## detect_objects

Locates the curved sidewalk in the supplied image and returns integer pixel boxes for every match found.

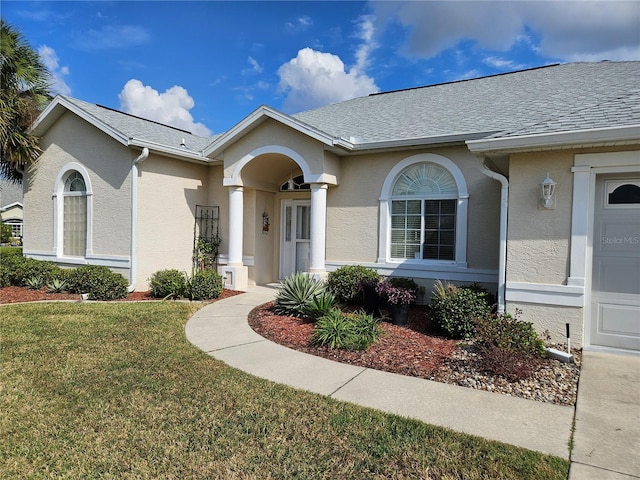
[185,286,576,459]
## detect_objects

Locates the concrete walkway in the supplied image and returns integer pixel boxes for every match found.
[185,287,639,471]
[569,351,640,479]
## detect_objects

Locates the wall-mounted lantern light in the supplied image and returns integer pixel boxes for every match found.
[540,173,556,209]
[262,211,270,234]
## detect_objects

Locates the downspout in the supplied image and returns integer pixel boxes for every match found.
[479,159,508,313]
[128,147,149,292]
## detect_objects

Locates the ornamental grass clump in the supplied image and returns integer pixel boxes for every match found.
[312,308,382,350]
[274,272,326,317]
[302,289,338,321]
[429,280,492,339]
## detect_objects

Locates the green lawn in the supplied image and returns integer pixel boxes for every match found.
[1,302,568,479]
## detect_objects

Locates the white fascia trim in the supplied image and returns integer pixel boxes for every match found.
[203,106,336,158]
[0,202,23,211]
[24,251,130,268]
[467,125,640,154]
[339,131,498,152]
[128,138,207,162]
[506,281,584,307]
[32,96,130,145]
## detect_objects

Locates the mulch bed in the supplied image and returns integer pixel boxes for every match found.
[0,286,243,304]
[249,302,459,378]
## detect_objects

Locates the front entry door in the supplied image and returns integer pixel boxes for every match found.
[590,174,640,351]
[280,200,310,279]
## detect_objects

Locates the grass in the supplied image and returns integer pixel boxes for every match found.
[1,302,569,479]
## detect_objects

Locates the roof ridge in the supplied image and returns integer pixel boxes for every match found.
[369,63,564,97]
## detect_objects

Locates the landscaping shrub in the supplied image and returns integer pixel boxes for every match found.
[189,270,223,300]
[274,272,326,317]
[429,281,491,339]
[326,265,380,304]
[473,310,546,381]
[3,256,62,287]
[387,277,420,300]
[302,289,338,321]
[475,310,546,358]
[68,265,128,300]
[312,308,382,350]
[148,269,188,299]
[475,344,542,381]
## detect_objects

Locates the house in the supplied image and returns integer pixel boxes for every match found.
[24,61,640,353]
[1,180,24,243]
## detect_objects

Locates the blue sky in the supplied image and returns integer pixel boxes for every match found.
[3,1,640,136]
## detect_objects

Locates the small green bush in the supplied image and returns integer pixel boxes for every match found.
[475,310,546,358]
[312,308,382,350]
[326,265,380,304]
[0,264,9,287]
[68,265,128,300]
[302,290,338,321]
[0,246,22,258]
[274,272,326,317]
[388,277,420,299]
[148,269,188,299]
[189,270,223,300]
[429,281,491,339]
[5,257,62,287]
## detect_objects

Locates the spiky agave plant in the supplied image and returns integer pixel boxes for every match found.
[274,272,326,317]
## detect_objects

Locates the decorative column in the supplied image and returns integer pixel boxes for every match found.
[227,186,244,266]
[568,165,591,290]
[222,186,248,290]
[309,183,328,277]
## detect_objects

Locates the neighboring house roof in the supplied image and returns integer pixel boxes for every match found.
[0,180,23,207]
[32,61,640,160]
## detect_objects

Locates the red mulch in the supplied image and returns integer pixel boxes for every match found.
[249,302,459,378]
[0,286,244,304]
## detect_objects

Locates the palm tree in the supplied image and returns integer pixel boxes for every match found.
[0,19,50,183]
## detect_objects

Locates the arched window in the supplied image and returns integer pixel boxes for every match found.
[379,153,468,265]
[391,163,458,260]
[62,171,87,256]
[54,163,92,259]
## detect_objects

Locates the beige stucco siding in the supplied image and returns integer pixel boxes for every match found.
[507,152,574,284]
[23,111,132,257]
[136,155,208,289]
[325,146,501,270]
[223,120,338,186]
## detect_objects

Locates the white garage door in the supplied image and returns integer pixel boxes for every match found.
[590,175,640,351]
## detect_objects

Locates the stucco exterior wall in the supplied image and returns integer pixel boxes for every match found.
[136,154,208,289]
[325,146,501,271]
[507,152,574,284]
[23,111,132,259]
[223,120,336,186]
[507,302,584,345]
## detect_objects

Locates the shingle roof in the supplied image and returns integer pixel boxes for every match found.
[60,96,218,153]
[293,62,640,144]
[50,62,639,155]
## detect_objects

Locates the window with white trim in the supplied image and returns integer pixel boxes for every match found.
[390,163,458,261]
[62,171,87,256]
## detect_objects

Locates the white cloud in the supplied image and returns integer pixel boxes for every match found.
[38,45,71,96]
[286,16,313,32]
[278,47,379,113]
[354,14,377,72]
[74,25,150,51]
[118,79,212,136]
[243,56,263,75]
[483,56,526,70]
[371,1,640,61]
